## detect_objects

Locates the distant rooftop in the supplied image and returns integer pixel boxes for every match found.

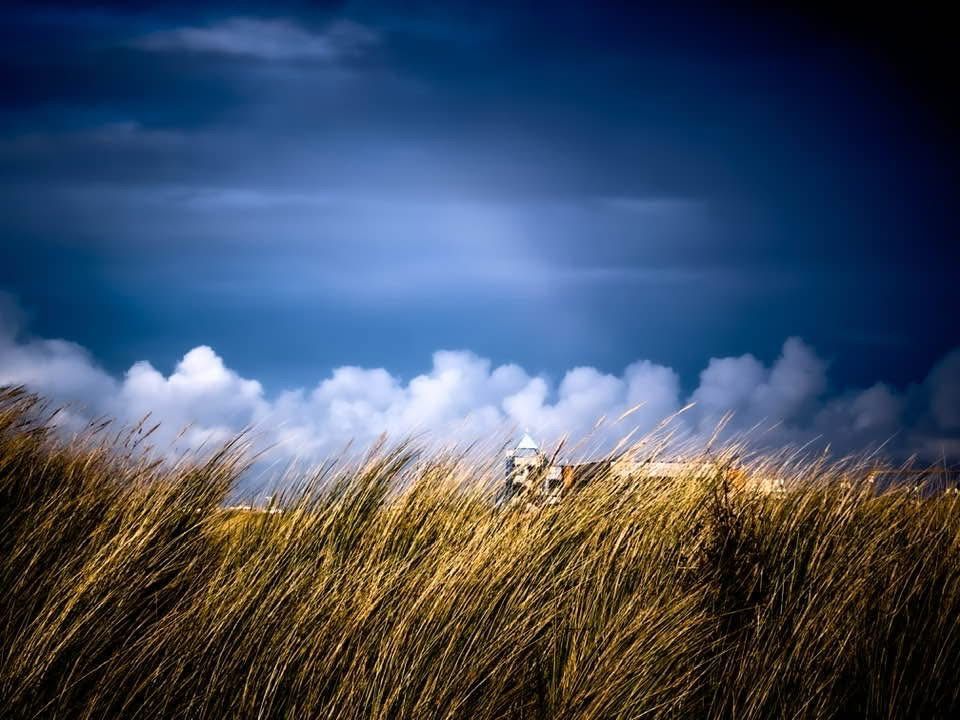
[516,432,539,451]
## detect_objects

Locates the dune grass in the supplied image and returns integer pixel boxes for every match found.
[2,386,960,719]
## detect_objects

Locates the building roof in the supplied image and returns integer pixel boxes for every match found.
[517,432,539,451]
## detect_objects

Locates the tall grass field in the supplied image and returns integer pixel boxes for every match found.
[2,386,960,719]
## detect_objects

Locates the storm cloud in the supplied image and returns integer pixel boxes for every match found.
[1,2,957,396]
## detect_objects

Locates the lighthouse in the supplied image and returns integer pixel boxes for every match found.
[503,432,562,505]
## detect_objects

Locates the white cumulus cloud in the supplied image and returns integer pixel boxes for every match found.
[1,296,958,465]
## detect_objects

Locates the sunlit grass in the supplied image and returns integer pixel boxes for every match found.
[2,386,959,719]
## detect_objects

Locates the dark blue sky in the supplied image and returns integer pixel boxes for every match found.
[1,0,957,398]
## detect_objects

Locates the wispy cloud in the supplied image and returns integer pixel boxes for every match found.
[134,17,378,62]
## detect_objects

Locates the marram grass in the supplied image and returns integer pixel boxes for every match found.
[2,386,960,719]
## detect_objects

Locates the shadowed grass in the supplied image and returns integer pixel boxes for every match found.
[2,386,959,719]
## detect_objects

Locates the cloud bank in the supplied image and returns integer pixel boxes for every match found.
[0,296,957,465]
